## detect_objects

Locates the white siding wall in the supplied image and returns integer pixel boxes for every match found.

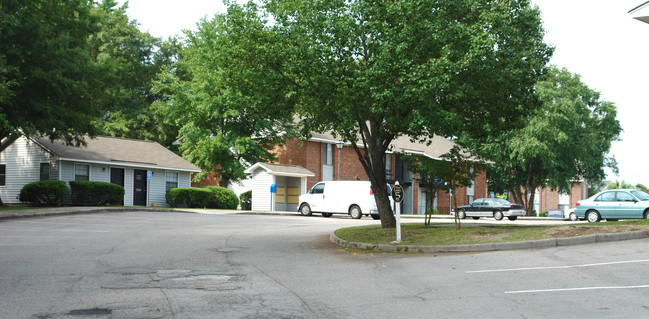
[179,172,191,188]
[251,169,273,211]
[0,137,197,207]
[146,169,163,207]
[0,137,54,203]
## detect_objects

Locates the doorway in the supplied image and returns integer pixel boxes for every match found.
[133,169,147,206]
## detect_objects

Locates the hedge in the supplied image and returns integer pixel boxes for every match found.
[239,190,252,210]
[69,181,125,206]
[166,188,212,208]
[200,186,239,209]
[19,180,70,206]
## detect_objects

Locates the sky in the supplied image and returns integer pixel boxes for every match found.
[119,0,649,186]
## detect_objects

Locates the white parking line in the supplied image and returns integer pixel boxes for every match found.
[466,259,649,273]
[506,285,649,294]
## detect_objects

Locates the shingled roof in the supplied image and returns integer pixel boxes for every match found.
[308,132,479,162]
[32,136,200,172]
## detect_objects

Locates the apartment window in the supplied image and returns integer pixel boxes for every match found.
[322,144,333,165]
[40,163,50,181]
[166,172,178,192]
[385,154,392,180]
[0,164,5,186]
[74,164,89,181]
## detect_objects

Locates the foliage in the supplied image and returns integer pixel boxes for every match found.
[217,0,551,228]
[240,190,252,210]
[90,1,183,149]
[0,0,104,152]
[153,4,297,187]
[636,184,649,193]
[200,186,239,209]
[19,181,70,206]
[69,181,125,206]
[166,188,212,208]
[607,180,634,190]
[478,66,621,215]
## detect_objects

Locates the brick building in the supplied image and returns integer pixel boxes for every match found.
[265,132,488,214]
[532,182,588,215]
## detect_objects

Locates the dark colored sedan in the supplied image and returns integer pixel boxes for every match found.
[456,198,525,221]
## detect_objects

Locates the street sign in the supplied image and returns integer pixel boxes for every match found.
[146,171,152,181]
[392,184,404,203]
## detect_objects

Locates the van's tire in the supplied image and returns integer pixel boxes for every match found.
[349,205,363,219]
[371,214,381,220]
[322,213,333,218]
[300,204,312,216]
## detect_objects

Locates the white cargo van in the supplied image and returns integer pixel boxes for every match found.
[298,181,392,219]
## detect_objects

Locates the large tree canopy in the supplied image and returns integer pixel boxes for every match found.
[154,4,297,186]
[480,66,621,214]
[90,0,183,149]
[220,0,551,227]
[0,0,103,151]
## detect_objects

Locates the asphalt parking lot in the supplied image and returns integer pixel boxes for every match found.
[1,209,649,318]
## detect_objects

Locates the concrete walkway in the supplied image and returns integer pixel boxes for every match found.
[2,206,646,252]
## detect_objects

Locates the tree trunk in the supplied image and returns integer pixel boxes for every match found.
[453,188,461,231]
[348,123,395,228]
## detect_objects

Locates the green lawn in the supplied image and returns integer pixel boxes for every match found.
[335,220,649,246]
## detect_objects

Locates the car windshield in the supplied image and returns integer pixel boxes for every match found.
[631,190,649,201]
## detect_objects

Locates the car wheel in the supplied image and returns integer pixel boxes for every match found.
[457,209,466,219]
[472,217,480,220]
[493,210,504,221]
[507,216,517,221]
[300,204,312,216]
[322,213,333,218]
[349,205,363,219]
[371,214,381,220]
[586,210,601,223]
[644,209,649,219]
[569,212,578,221]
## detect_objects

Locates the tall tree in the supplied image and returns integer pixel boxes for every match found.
[0,0,103,152]
[90,1,182,149]
[153,4,297,186]
[227,0,551,227]
[481,66,621,215]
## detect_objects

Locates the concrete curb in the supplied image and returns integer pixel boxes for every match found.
[0,207,194,220]
[330,229,649,253]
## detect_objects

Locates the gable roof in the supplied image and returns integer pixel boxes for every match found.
[244,162,315,177]
[31,136,200,172]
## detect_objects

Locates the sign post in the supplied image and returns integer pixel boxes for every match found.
[391,182,404,243]
[270,184,277,211]
[146,171,152,207]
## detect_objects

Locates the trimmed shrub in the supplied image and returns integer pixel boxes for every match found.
[200,186,239,209]
[166,188,212,208]
[240,190,252,210]
[69,181,125,206]
[19,180,70,206]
